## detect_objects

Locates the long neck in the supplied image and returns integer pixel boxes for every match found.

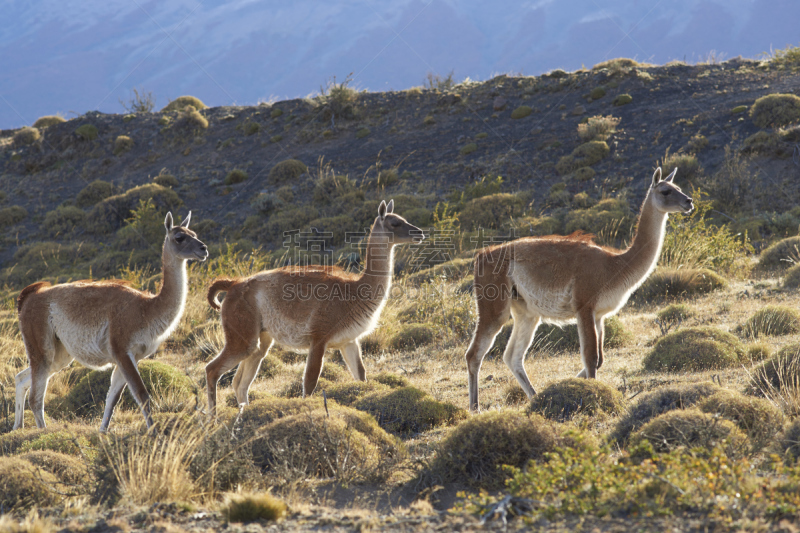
[617,191,668,284]
[152,242,188,319]
[361,229,395,296]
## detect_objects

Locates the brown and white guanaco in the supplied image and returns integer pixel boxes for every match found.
[205,200,423,417]
[14,212,208,431]
[464,168,693,411]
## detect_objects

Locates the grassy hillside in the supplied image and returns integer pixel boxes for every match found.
[0,53,799,531]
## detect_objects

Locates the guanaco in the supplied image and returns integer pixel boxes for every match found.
[14,212,208,431]
[464,168,693,411]
[205,200,423,416]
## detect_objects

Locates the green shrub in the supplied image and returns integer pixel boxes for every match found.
[0,206,28,227]
[13,126,40,146]
[113,135,133,155]
[610,381,722,444]
[161,96,207,112]
[325,381,389,406]
[405,257,473,286]
[425,411,582,489]
[503,383,528,406]
[746,342,772,363]
[564,197,632,235]
[661,152,700,180]
[268,159,307,184]
[43,205,85,236]
[459,193,524,230]
[777,420,800,463]
[577,115,619,141]
[750,93,800,128]
[757,236,800,271]
[634,268,726,303]
[20,450,90,487]
[538,315,630,351]
[589,87,606,100]
[60,360,196,418]
[510,106,533,119]
[224,169,248,185]
[656,303,694,323]
[628,408,747,456]
[742,131,783,155]
[731,105,748,114]
[88,183,181,232]
[223,493,287,523]
[643,327,744,372]
[593,58,642,70]
[270,134,283,143]
[270,107,283,118]
[556,141,610,175]
[75,124,98,141]
[356,127,370,139]
[613,94,633,106]
[353,386,466,435]
[0,457,58,510]
[389,324,435,351]
[372,372,409,389]
[698,389,783,451]
[33,115,66,128]
[176,105,208,129]
[747,343,800,395]
[528,378,624,420]
[244,122,260,136]
[571,167,596,181]
[153,173,179,188]
[460,142,478,155]
[785,264,800,288]
[737,305,800,338]
[76,180,116,208]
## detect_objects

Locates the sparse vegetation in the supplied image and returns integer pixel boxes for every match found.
[388,323,435,350]
[750,93,800,128]
[113,135,134,155]
[75,124,98,141]
[120,88,156,113]
[14,127,40,146]
[738,305,800,338]
[224,169,248,185]
[556,141,610,175]
[0,205,28,227]
[268,159,307,184]
[577,115,620,141]
[33,115,66,128]
[161,96,207,113]
[76,180,116,208]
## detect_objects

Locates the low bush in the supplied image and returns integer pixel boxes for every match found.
[510,106,533,119]
[556,141,610,175]
[698,389,784,451]
[353,386,466,435]
[76,180,117,208]
[425,411,585,489]
[88,183,181,232]
[59,360,196,418]
[75,124,98,141]
[388,323,435,351]
[634,268,726,303]
[113,135,133,155]
[538,315,630,351]
[0,205,28,227]
[757,236,800,271]
[176,105,208,130]
[356,127,370,139]
[564,198,632,235]
[503,383,528,406]
[372,371,410,388]
[21,450,91,488]
[268,159,307,184]
[224,169,248,185]
[643,327,745,373]
[747,343,800,395]
[325,381,389,406]
[528,378,624,420]
[33,115,66,128]
[656,303,694,323]
[223,492,287,523]
[0,457,59,510]
[161,96,207,112]
[737,305,800,338]
[629,408,747,457]
[458,193,524,230]
[577,115,619,141]
[153,173,179,188]
[741,131,783,155]
[776,420,800,463]
[405,257,473,286]
[13,126,40,146]
[750,93,800,128]
[593,58,642,70]
[610,381,721,444]
[785,264,800,288]
[43,205,85,236]
[0,424,97,455]
[459,143,478,155]
[661,151,700,180]
[613,94,633,106]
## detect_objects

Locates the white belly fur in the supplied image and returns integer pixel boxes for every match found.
[512,270,576,324]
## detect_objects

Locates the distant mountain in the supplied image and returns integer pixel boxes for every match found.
[1,0,798,128]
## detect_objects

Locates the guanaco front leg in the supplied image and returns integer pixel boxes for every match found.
[303,342,327,397]
[575,309,599,379]
[341,341,366,381]
[503,304,539,399]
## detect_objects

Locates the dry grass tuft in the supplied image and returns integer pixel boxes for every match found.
[737,305,800,338]
[223,492,287,523]
[642,327,745,373]
[354,386,466,436]
[629,408,747,457]
[698,389,784,452]
[757,236,800,271]
[0,456,59,510]
[528,378,625,420]
[161,96,207,113]
[635,268,726,303]
[577,115,620,142]
[750,93,800,128]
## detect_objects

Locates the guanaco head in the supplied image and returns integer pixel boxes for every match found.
[650,167,693,214]
[372,199,424,244]
[164,211,209,261]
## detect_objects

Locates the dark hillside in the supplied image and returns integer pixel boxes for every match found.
[1,57,799,286]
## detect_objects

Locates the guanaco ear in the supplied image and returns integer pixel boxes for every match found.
[665,168,678,183]
[387,199,394,214]
[378,200,387,219]
[651,167,663,188]
[164,212,174,231]
[180,211,192,228]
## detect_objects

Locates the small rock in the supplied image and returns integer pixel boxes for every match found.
[493,97,507,111]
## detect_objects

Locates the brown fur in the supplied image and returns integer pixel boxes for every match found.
[207,278,236,310]
[464,168,694,412]
[204,200,423,417]
[14,212,208,432]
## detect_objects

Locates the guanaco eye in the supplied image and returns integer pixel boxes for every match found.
[661,190,671,196]
[175,235,186,243]
[391,220,401,227]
